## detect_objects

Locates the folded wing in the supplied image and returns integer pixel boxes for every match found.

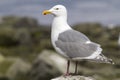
[55,30,102,59]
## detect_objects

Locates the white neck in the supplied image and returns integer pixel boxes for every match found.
[51,16,71,43]
[52,16,71,35]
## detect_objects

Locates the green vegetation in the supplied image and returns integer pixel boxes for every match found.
[0,60,13,74]
[0,16,52,58]
[0,16,120,80]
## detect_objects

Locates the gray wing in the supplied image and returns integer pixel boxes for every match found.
[55,30,101,58]
[57,30,90,42]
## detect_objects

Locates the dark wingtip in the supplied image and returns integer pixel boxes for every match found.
[108,59,115,64]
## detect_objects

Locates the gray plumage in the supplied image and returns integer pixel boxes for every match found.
[55,30,101,58]
[88,54,114,64]
[55,29,114,64]
[43,5,114,74]
[57,29,90,42]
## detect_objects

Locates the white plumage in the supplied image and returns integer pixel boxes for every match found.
[42,5,114,75]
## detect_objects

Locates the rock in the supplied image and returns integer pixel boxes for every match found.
[34,50,75,73]
[6,58,31,79]
[29,50,95,80]
[29,50,62,80]
[0,77,9,80]
[0,56,31,80]
[0,60,13,77]
[51,75,95,80]
[0,54,5,63]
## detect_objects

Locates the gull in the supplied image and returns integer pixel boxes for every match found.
[42,5,114,75]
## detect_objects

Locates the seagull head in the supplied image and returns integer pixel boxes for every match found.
[42,5,67,17]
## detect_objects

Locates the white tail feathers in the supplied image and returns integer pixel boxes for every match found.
[90,54,114,64]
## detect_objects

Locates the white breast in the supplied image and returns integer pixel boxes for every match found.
[51,16,71,57]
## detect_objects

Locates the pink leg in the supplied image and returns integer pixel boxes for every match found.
[65,60,70,76]
[74,61,78,74]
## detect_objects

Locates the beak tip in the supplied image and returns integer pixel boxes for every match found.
[43,13,46,15]
[42,12,46,15]
[42,10,51,15]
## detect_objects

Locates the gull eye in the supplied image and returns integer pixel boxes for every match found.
[55,8,59,10]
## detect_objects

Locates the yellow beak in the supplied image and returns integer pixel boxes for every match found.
[42,10,52,15]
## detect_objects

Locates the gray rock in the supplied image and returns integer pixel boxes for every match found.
[0,54,5,62]
[52,75,95,80]
[36,50,76,73]
[0,56,31,80]
[29,50,95,80]
[29,50,62,80]
[6,58,31,79]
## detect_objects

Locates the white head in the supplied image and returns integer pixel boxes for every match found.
[42,5,67,17]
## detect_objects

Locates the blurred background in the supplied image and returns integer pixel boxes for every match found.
[0,0,120,80]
